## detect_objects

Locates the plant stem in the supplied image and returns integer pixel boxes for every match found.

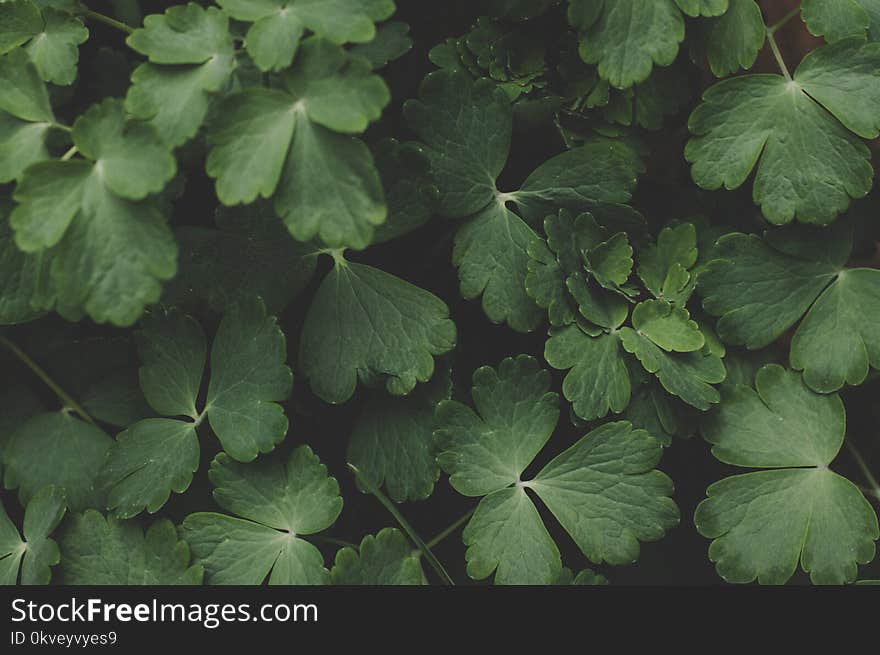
[51,122,72,133]
[766,30,792,81]
[767,6,802,35]
[847,441,880,499]
[347,464,454,585]
[60,146,78,161]
[80,8,134,35]
[0,335,94,424]
[426,507,476,550]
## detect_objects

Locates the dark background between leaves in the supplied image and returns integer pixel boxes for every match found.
[2,0,879,585]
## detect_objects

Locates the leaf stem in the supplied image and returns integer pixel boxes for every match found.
[767,6,801,35]
[50,122,72,134]
[766,30,793,82]
[425,507,476,550]
[847,441,880,500]
[60,146,78,161]
[80,8,135,35]
[0,335,95,424]
[347,463,454,585]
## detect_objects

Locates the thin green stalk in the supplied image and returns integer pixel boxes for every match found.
[0,335,94,424]
[847,441,880,500]
[80,8,134,35]
[347,464,454,585]
[766,30,792,81]
[60,146,78,161]
[767,6,802,35]
[426,507,475,550]
[50,122,72,134]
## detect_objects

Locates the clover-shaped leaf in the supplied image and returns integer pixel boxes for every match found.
[206,37,389,249]
[699,224,880,393]
[687,39,880,225]
[100,299,292,518]
[0,485,65,584]
[696,364,879,584]
[435,355,678,584]
[182,446,342,585]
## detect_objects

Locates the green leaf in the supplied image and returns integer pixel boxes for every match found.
[696,365,879,584]
[72,99,176,200]
[790,269,880,392]
[217,0,395,71]
[0,485,65,584]
[544,325,630,421]
[566,272,629,330]
[136,307,205,420]
[513,139,644,224]
[0,0,41,54]
[462,486,562,584]
[686,40,880,224]
[801,0,871,43]
[453,203,543,333]
[583,232,633,292]
[9,97,178,326]
[0,47,52,121]
[638,222,697,303]
[631,299,705,353]
[525,210,610,327]
[350,20,412,69]
[531,421,679,565]
[101,301,291,517]
[300,261,455,404]
[0,207,52,324]
[436,355,559,497]
[58,511,203,584]
[435,356,677,582]
[620,328,726,410]
[404,71,512,218]
[568,0,686,89]
[12,161,177,326]
[347,366,450,502]
[370,139,438,245]
[166,203,318,314]
[125,4,235,146]
[698,232,840,349]
[623,383,689,446]
[207,38,388,249]
[698,228,879,392]
[80,369,154,428]
[331,528,426,584]
[127,3,233,64]
[0,49,54,182]
[3,412,112,512]
[100,418,199,520]
[24,7,88,85]
[181,446,342,585]
[526,239,576,327]
[205,297,292,462]
[695,0,765,77]
[675,0,728,17]
[0,385,43,466]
